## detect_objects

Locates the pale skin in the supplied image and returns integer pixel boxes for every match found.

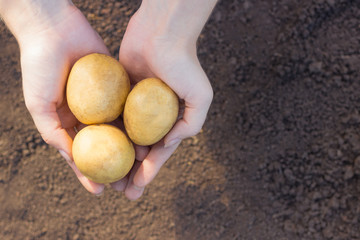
[0,0,217,200]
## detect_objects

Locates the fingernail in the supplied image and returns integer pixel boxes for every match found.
[95,191,103,197]
[164,138,180,148]
[128,184,144,201]
[131,184,143,191]
[59,150,72,163]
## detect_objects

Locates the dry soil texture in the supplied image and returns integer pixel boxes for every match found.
[1,0,360,239]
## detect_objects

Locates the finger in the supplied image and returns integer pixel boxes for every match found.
[129,140,181,190]
[30,105,104,195]
[30,104,73,155]
[111,144,149,192]
[66,126,77,140]
[57,101,80,139]
[164,101,211,147]
[74,122,87,132]
[110,176,128,192]
[57,98,78,129]
[63,154,105,195]
[134,144,150,161]
[108,117,150,160]
[161,60,213,147]
[125,161,145,200]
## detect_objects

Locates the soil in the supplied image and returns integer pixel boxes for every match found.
[1,0,360,239]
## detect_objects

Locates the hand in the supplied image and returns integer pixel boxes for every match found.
[114,2,214,200]
[18,5,110,195]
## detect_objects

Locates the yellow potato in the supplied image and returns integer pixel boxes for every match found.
[66,53,130,124]
[72,124,135,184]
[124,78,179,146]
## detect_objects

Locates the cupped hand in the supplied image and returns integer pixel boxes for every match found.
[19,5,110,195]
[114,10,213,200]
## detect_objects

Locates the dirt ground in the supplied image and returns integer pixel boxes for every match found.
[1,0,360,239]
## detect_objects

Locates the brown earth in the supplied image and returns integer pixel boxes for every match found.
[1,0,360,239]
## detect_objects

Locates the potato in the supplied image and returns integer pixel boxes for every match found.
[72,124,135,184]
[66,53,130,124]
[123,78,179,146]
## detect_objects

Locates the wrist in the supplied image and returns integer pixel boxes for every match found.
[136,0,217,45]
[0,0,74,44]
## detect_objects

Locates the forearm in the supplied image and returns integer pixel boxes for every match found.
[137,0,218,44]
[0,0,73,42]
